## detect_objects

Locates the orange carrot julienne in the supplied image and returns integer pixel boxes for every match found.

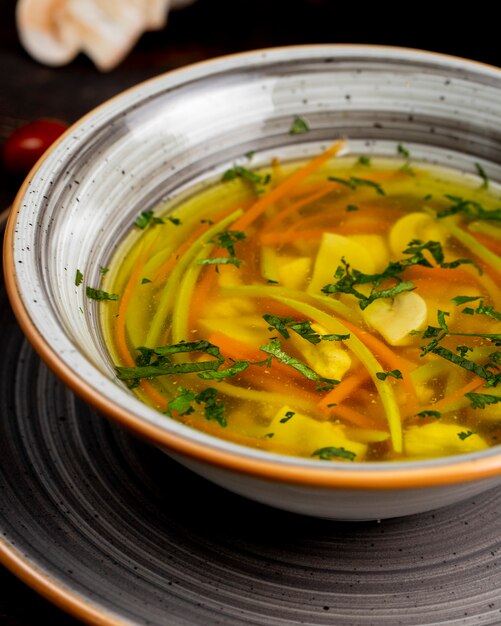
[318,368,372,410]
[408,376,484,417]
[328,404,385,431]
[262,184,335,233]
[231,140,346,231]
[341,319,419,406]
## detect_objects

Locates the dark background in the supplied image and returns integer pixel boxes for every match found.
[1,1,500,623]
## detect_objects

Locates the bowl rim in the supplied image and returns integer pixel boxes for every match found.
[4,43,501,491]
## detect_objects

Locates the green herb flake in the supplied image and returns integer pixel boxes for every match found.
[475,162,489,189]
[312,446,356,461]
[209,230,246,257]
[198,257,242,268]
[437,195,501,221]
[280,411,295,423]
[399,161,415,176]
[416,410,442,419]
[86,287,119,301]
[397,144,411,158]
[134,210,164,230]
[166,387,196,416]
[197,360,249,380]
[75,269,83,286]
[222,166,270,191]
[99,266,109,276]
[346,204,359,212]
[141,278,152,284]
[464,392,501,409]
[458,430,475,441]
[259,338,338,390]
[289,116,310,135]
[263,314,294,339]
[168,215,182,226]
[451,295,482,306]
[263,432,275,439]
[328,176,385,196]
[376,369,403,381]
[357,155,371,166]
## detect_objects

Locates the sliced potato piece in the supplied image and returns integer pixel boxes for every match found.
[349,234,390,273]
[404,422,488,459]
[269,406,367,459]
[389,212,447,258]
[278,256,311,290]
[308,232,375,295]
[362,291,427,346]
[290,323,352,380]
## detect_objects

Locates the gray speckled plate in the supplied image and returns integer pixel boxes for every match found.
[1,271,501,625]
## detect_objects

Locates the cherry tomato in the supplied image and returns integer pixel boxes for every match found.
[3,118,69,176]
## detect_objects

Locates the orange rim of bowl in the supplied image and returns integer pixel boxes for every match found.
[4,44,501,495]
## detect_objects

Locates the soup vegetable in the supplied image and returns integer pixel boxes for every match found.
[92,139,501,462]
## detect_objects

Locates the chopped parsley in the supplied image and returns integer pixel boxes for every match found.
[99,266,109,276]
[357,155,371,166]
[221,166,271,194]
[376,369,403,381]
[464,392,501,409]
[209,230,246,257]
[399,161,415,176]
[134,210,164,229]
[436,195,501,221]
[457,430,475,441]
[198,257,242,268]
[475,162,489,189]
[311,446,356,461]
[289,116,310,135]
[262,314,349,344]
[86,287,118,301]
[346,204,359,212]
[322,240,480,310]
[167,215,181,226]
[328,176,385,196]
[141,278,152,284]
[259,338,338,391]
[280,411,295,423]
[75,269,83,286]
[166,387,226,427]
[416,410,442,419]
[397,144,411,158]
[116,340,224,381]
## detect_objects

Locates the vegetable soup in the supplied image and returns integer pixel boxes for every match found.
[94,140,501,462]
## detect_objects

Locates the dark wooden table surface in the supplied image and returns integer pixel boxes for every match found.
[1,2,500,623]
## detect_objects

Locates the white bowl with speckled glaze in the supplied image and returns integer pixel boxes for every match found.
[5,45,501,520]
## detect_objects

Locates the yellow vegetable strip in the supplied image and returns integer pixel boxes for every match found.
[259,294,403,452]
[214,381,317,412]
[146,209,244,347]
[221,284,363,323]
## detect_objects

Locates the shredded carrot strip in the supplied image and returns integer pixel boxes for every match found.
[207,331,304,382]
[261,184,334,233]
[328,404,385,431]
[409,376,484,416]
[405,264,483,286]
[231,140,346,231]
[318,368,371,410]
[340,320,419,406]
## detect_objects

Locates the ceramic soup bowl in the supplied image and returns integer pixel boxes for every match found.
[5,45,501,520]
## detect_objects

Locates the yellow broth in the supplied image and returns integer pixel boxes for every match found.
[100,148,501,462]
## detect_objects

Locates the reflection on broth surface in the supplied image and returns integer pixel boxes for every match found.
[98,141,501,462]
